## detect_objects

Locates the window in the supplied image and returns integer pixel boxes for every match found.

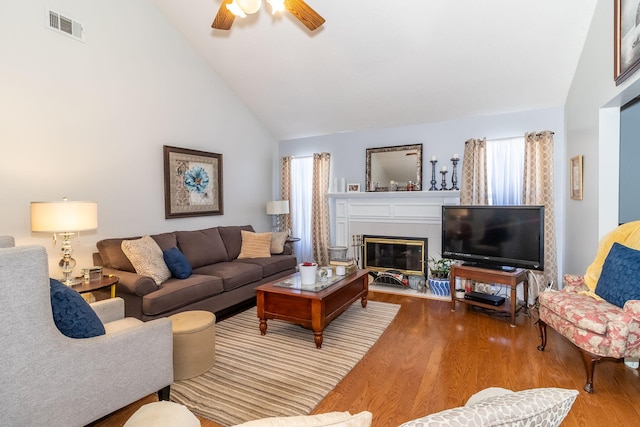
[290,157,313,262]
[486,137,524,205]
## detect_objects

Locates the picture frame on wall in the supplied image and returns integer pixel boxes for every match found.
[347,183,361,192]
[163,145,223,218]
[570,155,583,201]
[614,0,640,85]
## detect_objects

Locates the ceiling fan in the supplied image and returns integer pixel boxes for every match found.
[212,0,325,32]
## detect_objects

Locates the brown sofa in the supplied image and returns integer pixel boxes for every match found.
[93,225,297,320]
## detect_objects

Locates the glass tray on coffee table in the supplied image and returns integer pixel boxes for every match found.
[273,273,344,292]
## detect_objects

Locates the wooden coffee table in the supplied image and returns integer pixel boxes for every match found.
[256,269,369,348]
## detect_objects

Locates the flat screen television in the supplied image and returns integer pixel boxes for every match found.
[441,205,544,271]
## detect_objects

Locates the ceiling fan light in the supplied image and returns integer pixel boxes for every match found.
[226,0,247,17]
[237,0,262,14]
[266,0,285,14]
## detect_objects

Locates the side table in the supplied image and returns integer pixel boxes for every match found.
[450,264,528,327]
[71,275,119,299]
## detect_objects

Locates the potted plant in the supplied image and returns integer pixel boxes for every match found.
[429,257,453,279]
[428,257,453,297]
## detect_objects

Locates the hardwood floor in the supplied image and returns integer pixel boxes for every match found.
[93,291,640,426]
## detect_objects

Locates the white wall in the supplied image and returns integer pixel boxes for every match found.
[564,0,640,274]
[279,107,566,282]
[0,0,277,275]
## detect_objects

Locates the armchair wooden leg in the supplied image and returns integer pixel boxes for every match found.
[157,385,171,401]
[537,319,547,351]
[579,349,601,394]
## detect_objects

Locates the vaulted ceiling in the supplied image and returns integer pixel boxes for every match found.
[153,0,598,141]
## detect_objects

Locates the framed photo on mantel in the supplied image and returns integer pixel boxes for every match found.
[163,145,223,218]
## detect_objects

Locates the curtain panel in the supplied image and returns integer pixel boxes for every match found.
[312,153,331,266]
[460,138,488,205]
[524,130,557,299]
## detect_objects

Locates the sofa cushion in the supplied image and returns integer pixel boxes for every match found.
[234,254,297,277]
[219,225,255,260]
[595,242,640,308]
[270,231,289,254]
[193,261,262,292]
[176,228,229,269]
[142,275,225,316]
[122,236,172,285]
[97,238,137,272]
[238,230,273,259]
[232,411,373,427]
[150,232,178,251]
[163,247,193,279]
[398,387,578,427]
[50,278,106,338]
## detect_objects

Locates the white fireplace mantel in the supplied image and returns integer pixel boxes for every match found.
[328,191,460,262]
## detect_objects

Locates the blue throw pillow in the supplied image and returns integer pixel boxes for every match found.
[50,279,106,338]
[595,242,640,308]
[163,247,192,279]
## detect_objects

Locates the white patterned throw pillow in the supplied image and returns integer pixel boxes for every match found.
[399,387,578,427]
[121,235,171,285]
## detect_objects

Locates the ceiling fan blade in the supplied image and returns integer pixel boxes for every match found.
[212,0,235,30]
[284,0,325,31]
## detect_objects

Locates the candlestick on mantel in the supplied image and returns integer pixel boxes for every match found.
[440,170,448,191]
[429,160,438,191]
[450,156,459,190]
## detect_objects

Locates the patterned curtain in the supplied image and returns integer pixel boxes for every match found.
[460,138,489,205]
[280,156,292,235]
[524,131,557,299]
[312,153,331,266]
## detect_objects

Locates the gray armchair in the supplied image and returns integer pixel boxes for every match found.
[0,243,174,426]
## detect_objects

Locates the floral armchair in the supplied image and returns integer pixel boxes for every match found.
[537,222,640,393]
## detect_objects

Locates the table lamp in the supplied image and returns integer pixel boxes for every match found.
[31,198,98,285]
[266,200,289,232]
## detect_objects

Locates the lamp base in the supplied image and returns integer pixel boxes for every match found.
[60,276,83,286]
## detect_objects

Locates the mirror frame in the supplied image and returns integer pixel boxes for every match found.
[365,144,423,192]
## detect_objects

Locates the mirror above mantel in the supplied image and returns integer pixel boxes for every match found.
[365,144,423,192]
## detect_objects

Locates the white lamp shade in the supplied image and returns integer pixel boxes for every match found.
[31,201,98,232]
[266,200,289,215]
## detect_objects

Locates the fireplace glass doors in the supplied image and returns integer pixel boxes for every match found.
[363,235,427,276]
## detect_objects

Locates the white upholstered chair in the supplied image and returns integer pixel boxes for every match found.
[0,243,174,426]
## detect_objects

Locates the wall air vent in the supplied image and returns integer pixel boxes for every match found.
[46,9,83,42]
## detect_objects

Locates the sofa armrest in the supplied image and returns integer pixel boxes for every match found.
[91,297,125,323]
[62,317,174,423]
[562,274,589,293]
[102,267,158,296]
[624,300,640,321]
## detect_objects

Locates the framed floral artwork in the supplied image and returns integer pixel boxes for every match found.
[570,155,583,201]
[163,145,223,218]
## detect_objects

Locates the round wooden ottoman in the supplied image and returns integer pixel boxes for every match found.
[169,310,216,380]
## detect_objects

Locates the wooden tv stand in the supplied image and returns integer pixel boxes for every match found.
[449,264,528,327]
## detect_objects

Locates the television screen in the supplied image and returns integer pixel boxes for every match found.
[442,205,544,271]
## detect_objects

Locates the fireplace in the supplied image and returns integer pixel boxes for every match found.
[363,235,428,276]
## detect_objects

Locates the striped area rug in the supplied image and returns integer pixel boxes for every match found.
[171,300,400,426]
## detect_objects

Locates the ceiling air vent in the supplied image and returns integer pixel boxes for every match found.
[46,9,83,42]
